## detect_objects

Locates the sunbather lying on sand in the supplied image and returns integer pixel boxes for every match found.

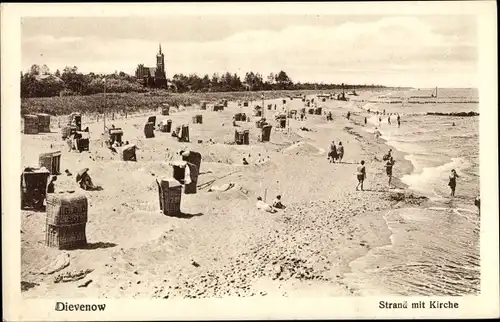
[256,197,277,213]
[208,183,235,192]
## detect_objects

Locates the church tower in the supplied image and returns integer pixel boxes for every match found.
[155,43,166,79]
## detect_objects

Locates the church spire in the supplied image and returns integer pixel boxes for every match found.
[159,43,162,55]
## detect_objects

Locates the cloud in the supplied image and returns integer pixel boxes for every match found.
[21,16,478,87]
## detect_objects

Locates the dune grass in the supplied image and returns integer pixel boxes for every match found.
[21,90,335,116]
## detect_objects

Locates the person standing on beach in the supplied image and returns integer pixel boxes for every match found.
[378,116,382,126]
[328,141,338,163]
[388,115,391,125]
[383,149,393,161]
[364,116,367,125]
[397,114,401,127]
[337,142,344,163]
[356,160,366,191]
[448,169,460,197]
[385,157,396,188]
[347,111,351,120]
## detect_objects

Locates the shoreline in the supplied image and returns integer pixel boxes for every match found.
[340,97,479,296]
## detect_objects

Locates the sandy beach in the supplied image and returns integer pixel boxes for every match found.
[20,90,479,298]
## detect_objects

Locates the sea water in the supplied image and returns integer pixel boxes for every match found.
[366,88,479,204]
[348,88,481,296]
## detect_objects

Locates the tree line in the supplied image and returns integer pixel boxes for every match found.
[21,64,386,98]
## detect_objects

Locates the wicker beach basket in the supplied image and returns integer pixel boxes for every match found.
[38,151,61,175]
[261,125,272,142]
[157,178,182,216]
[45,191,88,250]
[46,191,88,226]
[45,223,87,250]
[23,115,39,135]
[144,122,155,138]
[192,115,203,124]
[37,113,51,133]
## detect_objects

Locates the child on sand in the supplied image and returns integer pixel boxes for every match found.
[356,160,366,191]
[448,169,460,197]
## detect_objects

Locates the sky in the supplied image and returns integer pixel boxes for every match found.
[21,15,478,88]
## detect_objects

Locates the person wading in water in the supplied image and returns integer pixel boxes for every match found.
[448,169,460,197]
[385,156,396,188]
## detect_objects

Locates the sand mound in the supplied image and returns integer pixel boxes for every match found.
[282,141,323,156]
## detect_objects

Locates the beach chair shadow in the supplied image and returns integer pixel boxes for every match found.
[83,242,118,250]
[170,212,204,219]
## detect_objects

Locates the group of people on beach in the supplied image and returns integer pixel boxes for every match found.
[256,195,286,213]
[327,141,344,163]
[355,149,396,191]
[377,113,401,128]
[354,151,463,197]
[353,103,472,204]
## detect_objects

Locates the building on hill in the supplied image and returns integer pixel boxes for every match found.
[135,43,167,88]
